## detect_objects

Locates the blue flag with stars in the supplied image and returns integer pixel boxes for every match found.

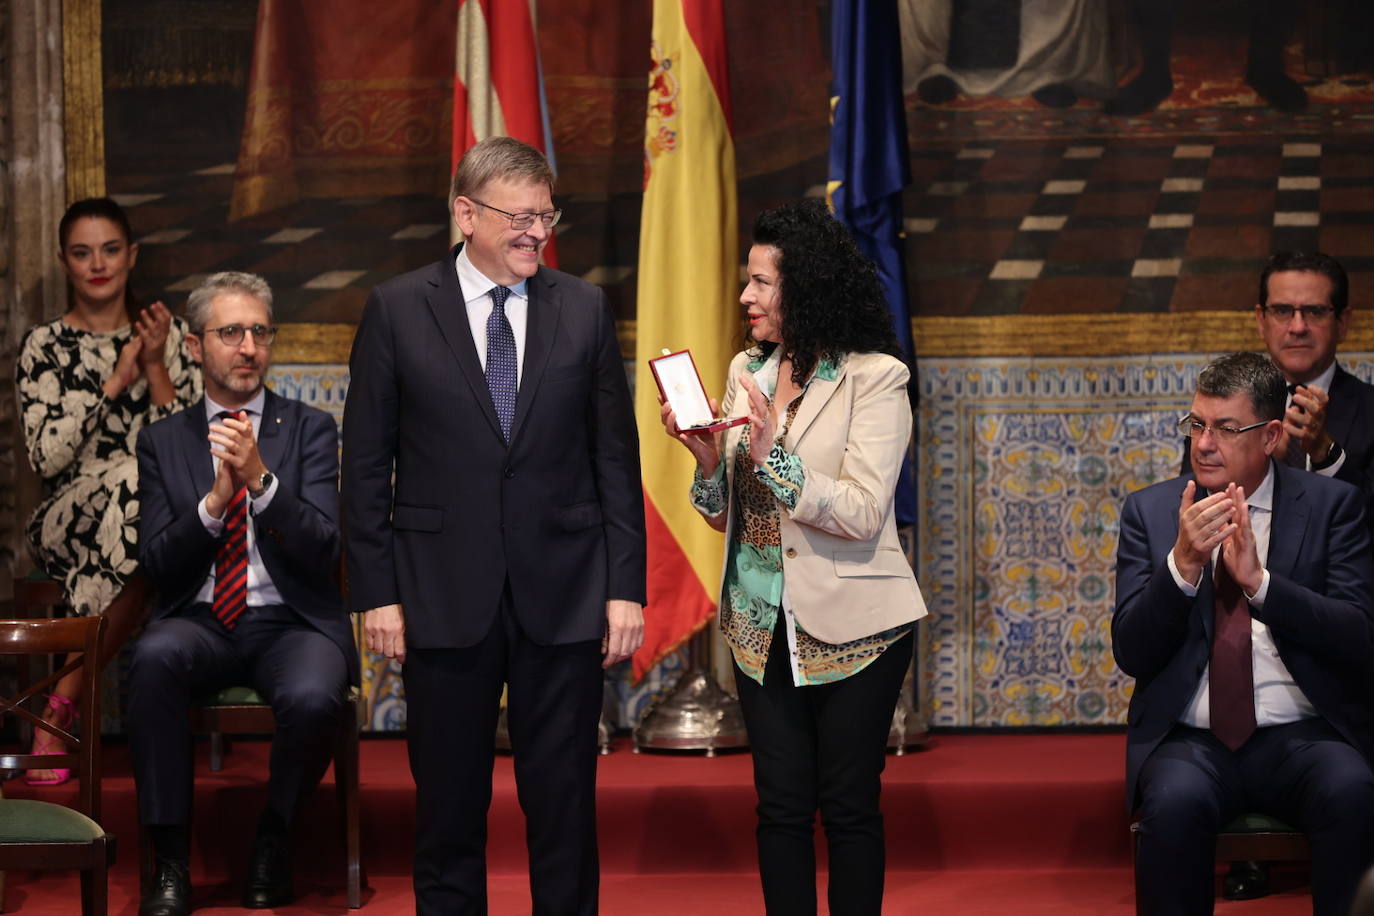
[828,0,916,526]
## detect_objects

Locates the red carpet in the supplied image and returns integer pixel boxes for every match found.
[2,733,1317,913]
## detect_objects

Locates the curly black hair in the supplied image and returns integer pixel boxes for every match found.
[749,198,904,386]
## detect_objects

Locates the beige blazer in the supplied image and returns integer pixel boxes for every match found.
[702,349,928,644]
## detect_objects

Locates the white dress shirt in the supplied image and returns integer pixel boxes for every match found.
[455,247,529,385]
[194,389,285,608]
[1168,464,1318,729]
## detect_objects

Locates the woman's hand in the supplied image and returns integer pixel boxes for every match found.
[102,336,144,399]
[660,396,723,476]
[740,373,774,466]
[134,301,172,368]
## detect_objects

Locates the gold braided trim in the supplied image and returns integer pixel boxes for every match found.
[62,0,106,201]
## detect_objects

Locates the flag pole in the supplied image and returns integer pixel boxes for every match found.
[633,626,747,756]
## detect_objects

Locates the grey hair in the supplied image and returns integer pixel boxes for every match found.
[185,271,274,333]
[449,136,554,208]
[1196,351,1286,422]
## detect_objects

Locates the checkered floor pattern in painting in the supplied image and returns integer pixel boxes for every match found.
[109,133,1374,327]
[904,135,1374,317]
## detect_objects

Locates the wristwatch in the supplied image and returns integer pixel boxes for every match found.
[249,470,274,497]
[1312,441,1343,471]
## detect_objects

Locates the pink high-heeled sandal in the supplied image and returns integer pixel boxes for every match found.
[25,693,77,786]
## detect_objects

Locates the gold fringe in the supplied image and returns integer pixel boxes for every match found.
[62,0,105,201]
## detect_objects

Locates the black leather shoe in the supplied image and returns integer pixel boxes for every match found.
[1223,860,1270,901]
[242,830,293,908]
[140,859,191,916]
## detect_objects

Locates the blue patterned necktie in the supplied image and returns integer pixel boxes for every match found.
[485,286,518,441]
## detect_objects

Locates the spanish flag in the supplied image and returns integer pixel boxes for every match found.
[452,0,558,266]
[631,0,737,680]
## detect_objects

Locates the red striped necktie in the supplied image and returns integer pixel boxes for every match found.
[212,485,250,629]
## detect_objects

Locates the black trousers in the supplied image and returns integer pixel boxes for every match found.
[403,585,604,916]
[733,621,913,916]
[125,603,350,827]
[1135,719,1374,916]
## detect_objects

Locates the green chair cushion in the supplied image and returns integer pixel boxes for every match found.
[199,686,265,706]
[1221,813,1300,834]
[0,799,105,842]
[21,568,56,582]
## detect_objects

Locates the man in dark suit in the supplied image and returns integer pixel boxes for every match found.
[341,136,646,915]
[1115,351,1374,916]
[1185,251,1374,899]
[1256,251,1374,506]
[131,272,355,916]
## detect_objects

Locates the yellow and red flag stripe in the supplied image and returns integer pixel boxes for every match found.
[632,0,738,680]
[452,0,558,265]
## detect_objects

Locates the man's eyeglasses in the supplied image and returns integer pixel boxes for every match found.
[1177,415,1269,440]
[201,324,278,346]
[1261,303,1338,323]
[468,198,562,231]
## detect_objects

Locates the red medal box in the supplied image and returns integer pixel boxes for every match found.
[648,349,748,434]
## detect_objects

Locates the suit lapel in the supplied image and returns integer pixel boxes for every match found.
[258,389,286,474]
[1265,464,1309,580]
[511,267,561,445]
[783,358,847,449]
[181,399,215,496]
[1326,366,1358,445]
[424,245,504,442]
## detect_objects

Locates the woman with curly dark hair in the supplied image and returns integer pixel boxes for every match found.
[661,198,927,914]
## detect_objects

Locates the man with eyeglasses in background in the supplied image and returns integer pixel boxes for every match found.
[1185,251,1374,901]
[1117,351,1374,916]
[130,271,356,916]
[342,136,645,914]
[1248,252,1374,902]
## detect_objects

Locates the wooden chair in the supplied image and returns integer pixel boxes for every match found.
[140,686,365,908]
[1130,812,1309,913]
[0,616,115,916]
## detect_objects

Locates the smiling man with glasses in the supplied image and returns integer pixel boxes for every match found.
[1116,350,1374,916]
[131,271,356,915]
[342,136,645,915]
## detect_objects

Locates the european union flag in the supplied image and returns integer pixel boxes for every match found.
[828,0,916,526]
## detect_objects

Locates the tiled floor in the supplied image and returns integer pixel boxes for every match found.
[903,134,1374,317]
[106,95,1374,328]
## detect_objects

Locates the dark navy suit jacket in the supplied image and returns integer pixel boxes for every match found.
[1113,462,1374,810]
[135,390,357,682]
[340,246,646,648]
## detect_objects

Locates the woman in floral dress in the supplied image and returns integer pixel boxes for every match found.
[16,197,201,783]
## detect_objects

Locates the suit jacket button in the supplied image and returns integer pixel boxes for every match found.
[785,547,797,558]
[504,467,515,479]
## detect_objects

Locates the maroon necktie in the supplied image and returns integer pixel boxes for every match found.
[212,485,250,629]
[1209,559,1256,750]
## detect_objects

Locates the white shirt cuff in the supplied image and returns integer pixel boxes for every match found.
[1312,449,1346,478]
[1167,549,1202,595]
[198,495,225,536]
[249,475,278,514]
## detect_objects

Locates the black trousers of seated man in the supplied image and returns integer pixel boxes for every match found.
[125,602,350,830]
[1134,719,1374,916]
[402,583,604,916]
[733,615,914,916]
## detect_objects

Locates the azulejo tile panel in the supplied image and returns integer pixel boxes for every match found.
[922,355,1201,727]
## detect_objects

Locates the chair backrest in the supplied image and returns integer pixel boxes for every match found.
[0,616,106,820]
